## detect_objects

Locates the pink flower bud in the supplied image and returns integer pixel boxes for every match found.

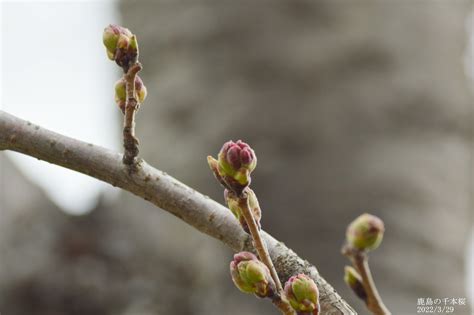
[213,140,257,194]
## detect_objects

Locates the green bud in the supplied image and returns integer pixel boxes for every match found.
[103,24,120,56]
[135,75,147,103]
[230,252,275,298]
[207,156,230,190]
[225,189,241,220]
[344,266,367,302]
[103,25,133,59]
[346,213,384,251]
[284,274,320,315]
[114,78,126,113]
[114,75,147,114]
[102,24,138,71]
[224,188,261,233]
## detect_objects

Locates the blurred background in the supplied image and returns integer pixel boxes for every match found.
[1,1,473,314]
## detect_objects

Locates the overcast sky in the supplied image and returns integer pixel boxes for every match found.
[1,0,121,214]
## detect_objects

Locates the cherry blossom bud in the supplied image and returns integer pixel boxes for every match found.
[346,213,384,251]
[284,274,320,315]
[103,25,132,59]
[114,75,147,114]
[103,24,138,71]
[344,266,367,302]
[230,252,275,298]
[213,140,256,194]
[103,25,120,59]
[134,75,147,103]
[114,78,126,113]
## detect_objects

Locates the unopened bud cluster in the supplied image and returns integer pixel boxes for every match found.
[208,140,257,195]
[230,252,275,298]
[284,274,320,315]
[103,24,139,71]
[114,76,147,113]
[346,213,384,251]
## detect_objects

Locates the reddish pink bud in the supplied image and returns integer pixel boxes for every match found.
[226,146,241,169]
[240,148,253,166]
[215,140,257,194]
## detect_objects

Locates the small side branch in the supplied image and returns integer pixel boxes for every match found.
[343,246,390,315]
[238,193,283,292]
[352,252,390,315]
[122,62,142,166]
[237,192,294,315]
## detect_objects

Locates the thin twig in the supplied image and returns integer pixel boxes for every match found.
[0,110,357,315]
[237,191,294,315]
[122,62,142,166]
[344,246,390,315]
[238,192,282,292]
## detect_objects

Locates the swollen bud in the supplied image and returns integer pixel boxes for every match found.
[114,78,126,113]
[114,75,147,113]
[134,75,147,103]
[214,140,257,194]
[284,274,320,315]
[102,24,138,71]
[346,213,384,251]
[230,252,275,298]
[103,25,121,59]
[225,188,261,233]
[103,25,131,58]
[344,266,367,302]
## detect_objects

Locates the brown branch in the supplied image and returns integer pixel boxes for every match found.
[343,247,390,315]
[122,62,142,166]
[239,193,283,292]
[0,110,357,315]
[237,192,294,315]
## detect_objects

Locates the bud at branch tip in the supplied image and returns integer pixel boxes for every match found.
[346,213,385,252]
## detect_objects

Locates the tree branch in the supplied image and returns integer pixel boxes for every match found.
[346,249,390,315]
[0,110,356,315]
